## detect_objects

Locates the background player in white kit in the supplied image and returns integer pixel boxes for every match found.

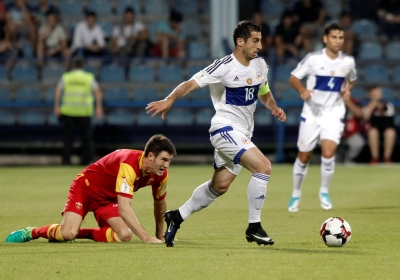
[287,23,357,212]
[146,21,286,247]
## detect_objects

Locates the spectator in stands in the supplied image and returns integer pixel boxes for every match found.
[274,10,305,64]
[342,97,365,164]
[152,10,186,60]
[54,57,103,165]
[0,1,18,72]
[5,0,35,44]
[36,10,69,67]
[251,11,271,57]
[70,11,107,58]
[339,11,356,56]
[111,7,152,58]
[377,0,400,39]
[363,86,397,165]
[292,0,326,52]
[29,0,58,33]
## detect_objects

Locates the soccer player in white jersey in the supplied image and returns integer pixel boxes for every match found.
[146,21,286,247]
[287,23,357,212]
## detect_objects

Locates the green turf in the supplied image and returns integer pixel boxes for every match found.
[0,164,399,280]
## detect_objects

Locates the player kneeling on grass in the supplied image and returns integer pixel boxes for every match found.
[6,134,176,244]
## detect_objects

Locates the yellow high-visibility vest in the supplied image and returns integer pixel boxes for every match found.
[60,69,95,117]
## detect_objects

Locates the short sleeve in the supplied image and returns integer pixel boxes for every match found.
[112,25,120,38]
[191,59,225,87]
[152,174,168,201]
[348,57,357,82]
[115,163,137,198]
[291,53,312,80]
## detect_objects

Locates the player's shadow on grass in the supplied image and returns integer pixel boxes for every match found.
[273,248,363,255]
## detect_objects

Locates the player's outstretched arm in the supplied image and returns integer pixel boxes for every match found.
[154,199,167,240]
[117,195,162,243]
[146,79,199,119]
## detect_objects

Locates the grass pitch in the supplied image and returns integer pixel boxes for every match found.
[0,164,399,280]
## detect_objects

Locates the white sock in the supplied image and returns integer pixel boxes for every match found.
[179,180,219,220]
[247,173,269,223]
[320,156,335,194]
[292,158,309,197]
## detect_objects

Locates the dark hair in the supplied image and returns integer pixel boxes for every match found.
[324,23,343,35]
[71,57,84,69]
[144,134,177,157]
[124,7,135,14]
[86,11,97,18]
[233,20,261,46]
[169,10,183,23]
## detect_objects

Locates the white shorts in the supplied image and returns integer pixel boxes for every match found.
[297,118,344,152]
[210,126,256,175]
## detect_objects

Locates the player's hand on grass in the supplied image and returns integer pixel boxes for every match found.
[299,89,313,101]
[146,98,174,119]
[143,236,163,244]
[271,106,286,122]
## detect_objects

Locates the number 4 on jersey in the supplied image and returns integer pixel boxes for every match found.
[327,77,335,89]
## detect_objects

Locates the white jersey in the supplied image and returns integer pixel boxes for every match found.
[291,48,357,124]
[192,54,269,138]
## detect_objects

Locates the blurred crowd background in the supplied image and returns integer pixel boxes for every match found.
[0,0,399,164]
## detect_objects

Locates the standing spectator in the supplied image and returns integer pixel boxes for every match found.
[342,97,365,164]
[54,57,104,165]
[274,10,305,64]
[70,11,106,58]
[292,0,326,52]
[111,7,152,58]
[251,11,271,57]
[363,86,397,164]
[377,0,400,39]
[152,10,186,60]
[0,1,18,72]
[36,10,69,66]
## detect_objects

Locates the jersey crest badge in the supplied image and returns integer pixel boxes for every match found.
[247,78,252,85]
[75,202,82,210]
[256,71,262,81]
[241,137,251,144]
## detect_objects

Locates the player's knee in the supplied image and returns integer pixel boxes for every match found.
[116,228,132,242]
[60,228,78,241]
[213,182,230,195]
[254,157,271,175]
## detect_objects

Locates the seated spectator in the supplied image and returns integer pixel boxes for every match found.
[152,10,186,60]
[251,11,272,57]
[0,1,18,72]
[111,7,152,58]
[70,11,107,58]
[363,86,397,165]
[339,11,356,56]
[292,0,326,52]
[274,10,305,64]
[342,97,365,164]
[36,10,69,66]
[377,0,400,39]
[29,0,58,28]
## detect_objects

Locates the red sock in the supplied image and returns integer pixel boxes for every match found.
[77,227,120,242]
[32,224,64,241]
